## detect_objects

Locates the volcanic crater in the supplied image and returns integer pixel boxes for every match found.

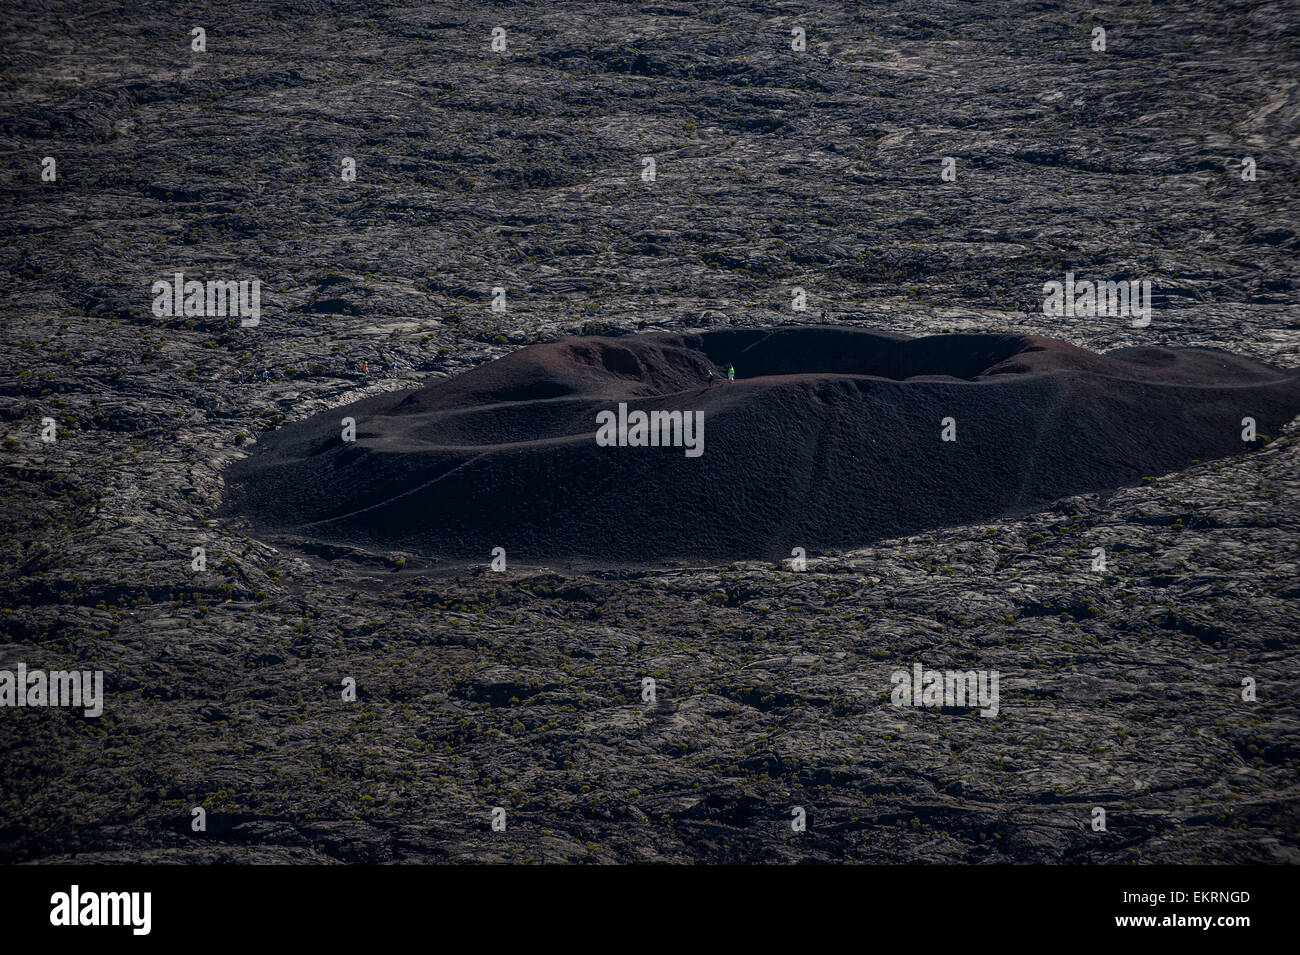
[225,326,1300,563]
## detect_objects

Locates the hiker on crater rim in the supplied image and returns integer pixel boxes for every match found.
[727,363,735,383]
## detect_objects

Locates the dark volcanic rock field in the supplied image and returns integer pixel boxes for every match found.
[1,0,1298,863]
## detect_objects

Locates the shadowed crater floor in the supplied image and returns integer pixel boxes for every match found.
[224,326,1300,563]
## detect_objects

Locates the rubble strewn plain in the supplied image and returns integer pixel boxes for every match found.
[0,0,1297,863]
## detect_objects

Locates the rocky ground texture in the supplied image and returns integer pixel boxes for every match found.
[0,0,1297,862]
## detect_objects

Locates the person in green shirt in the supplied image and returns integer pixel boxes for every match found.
[727,363,735,382]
